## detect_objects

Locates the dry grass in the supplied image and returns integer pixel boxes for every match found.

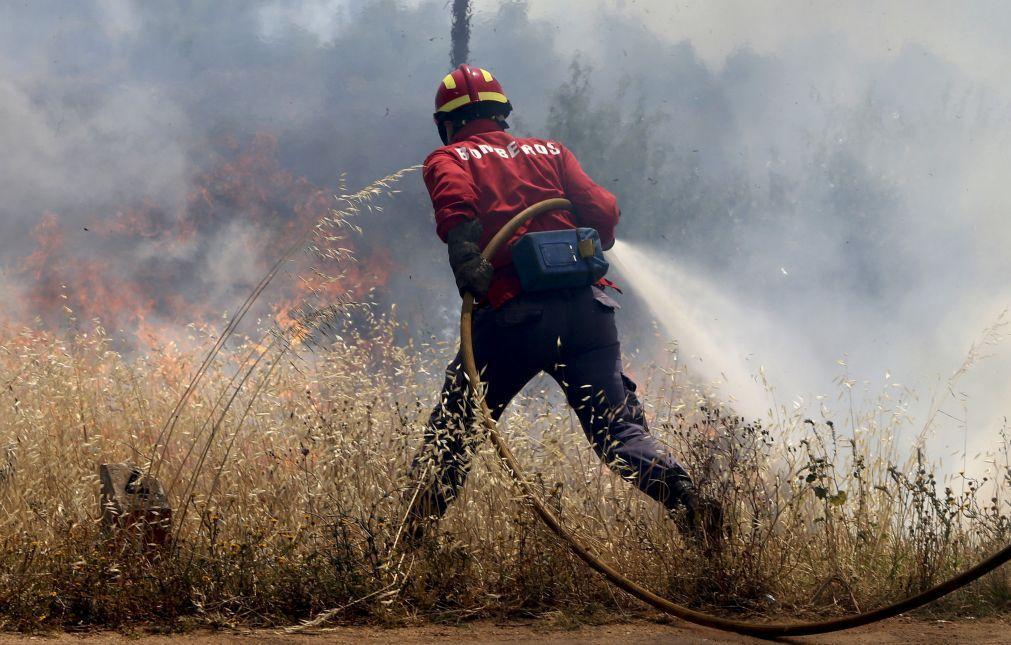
[0,307,1008,632]
[0,176,1008,632]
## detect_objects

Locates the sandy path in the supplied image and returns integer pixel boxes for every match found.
[2,616,1008,644]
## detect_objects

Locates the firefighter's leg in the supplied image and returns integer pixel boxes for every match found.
[551,290,694,511]
[404,304,542,534]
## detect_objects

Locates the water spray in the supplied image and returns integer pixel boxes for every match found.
[609,239,771,417]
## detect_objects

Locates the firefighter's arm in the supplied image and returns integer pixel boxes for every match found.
[557,145,620,249]
[424,150,480,242]
[423,150,492,298]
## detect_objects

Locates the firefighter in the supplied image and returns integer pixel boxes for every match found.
[404,64,721,546]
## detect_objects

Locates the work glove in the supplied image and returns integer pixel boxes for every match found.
[682,493,727,551]
[446,219,493,299]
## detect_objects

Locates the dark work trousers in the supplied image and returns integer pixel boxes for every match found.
[405,285,694,523]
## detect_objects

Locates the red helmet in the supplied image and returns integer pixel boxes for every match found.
[433,64,512,144]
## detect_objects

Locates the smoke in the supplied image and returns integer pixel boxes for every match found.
[2,1,1011,463]
[521,3,1011,463]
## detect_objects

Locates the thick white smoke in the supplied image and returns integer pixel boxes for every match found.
[3,1,1011,469]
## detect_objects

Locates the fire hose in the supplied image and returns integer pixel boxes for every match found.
[459,197,1011,638]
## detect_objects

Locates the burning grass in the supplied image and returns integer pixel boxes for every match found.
[0,307,1009,632]
[0,167,1008,632]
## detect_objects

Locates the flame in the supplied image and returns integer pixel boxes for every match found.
[12,134,395,347]
[271,245,394,348]
[20,212,157,334]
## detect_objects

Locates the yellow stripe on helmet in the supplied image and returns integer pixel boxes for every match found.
[477,91,508,104]
[442,74,457,90]
[481,69,494,82]
[436,94,472,113]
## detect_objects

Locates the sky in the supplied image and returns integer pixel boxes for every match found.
[3,1,1011,469]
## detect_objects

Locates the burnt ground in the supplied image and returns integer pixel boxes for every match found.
[1,615,1008,644]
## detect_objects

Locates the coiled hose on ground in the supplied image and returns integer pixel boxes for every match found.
[459,197,1011,638]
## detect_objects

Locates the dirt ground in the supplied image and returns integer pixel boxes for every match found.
[1,616,1008,645]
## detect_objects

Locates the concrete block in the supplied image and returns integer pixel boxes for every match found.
[99,463,172,549]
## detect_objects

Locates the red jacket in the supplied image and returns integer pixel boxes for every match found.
[424,119,621,308]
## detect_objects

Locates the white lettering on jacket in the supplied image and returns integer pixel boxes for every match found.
[452,140,563,162]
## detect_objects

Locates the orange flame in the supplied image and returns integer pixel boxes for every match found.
[14,134,396,347]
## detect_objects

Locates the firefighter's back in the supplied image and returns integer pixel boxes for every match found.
[429,127,577,249]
